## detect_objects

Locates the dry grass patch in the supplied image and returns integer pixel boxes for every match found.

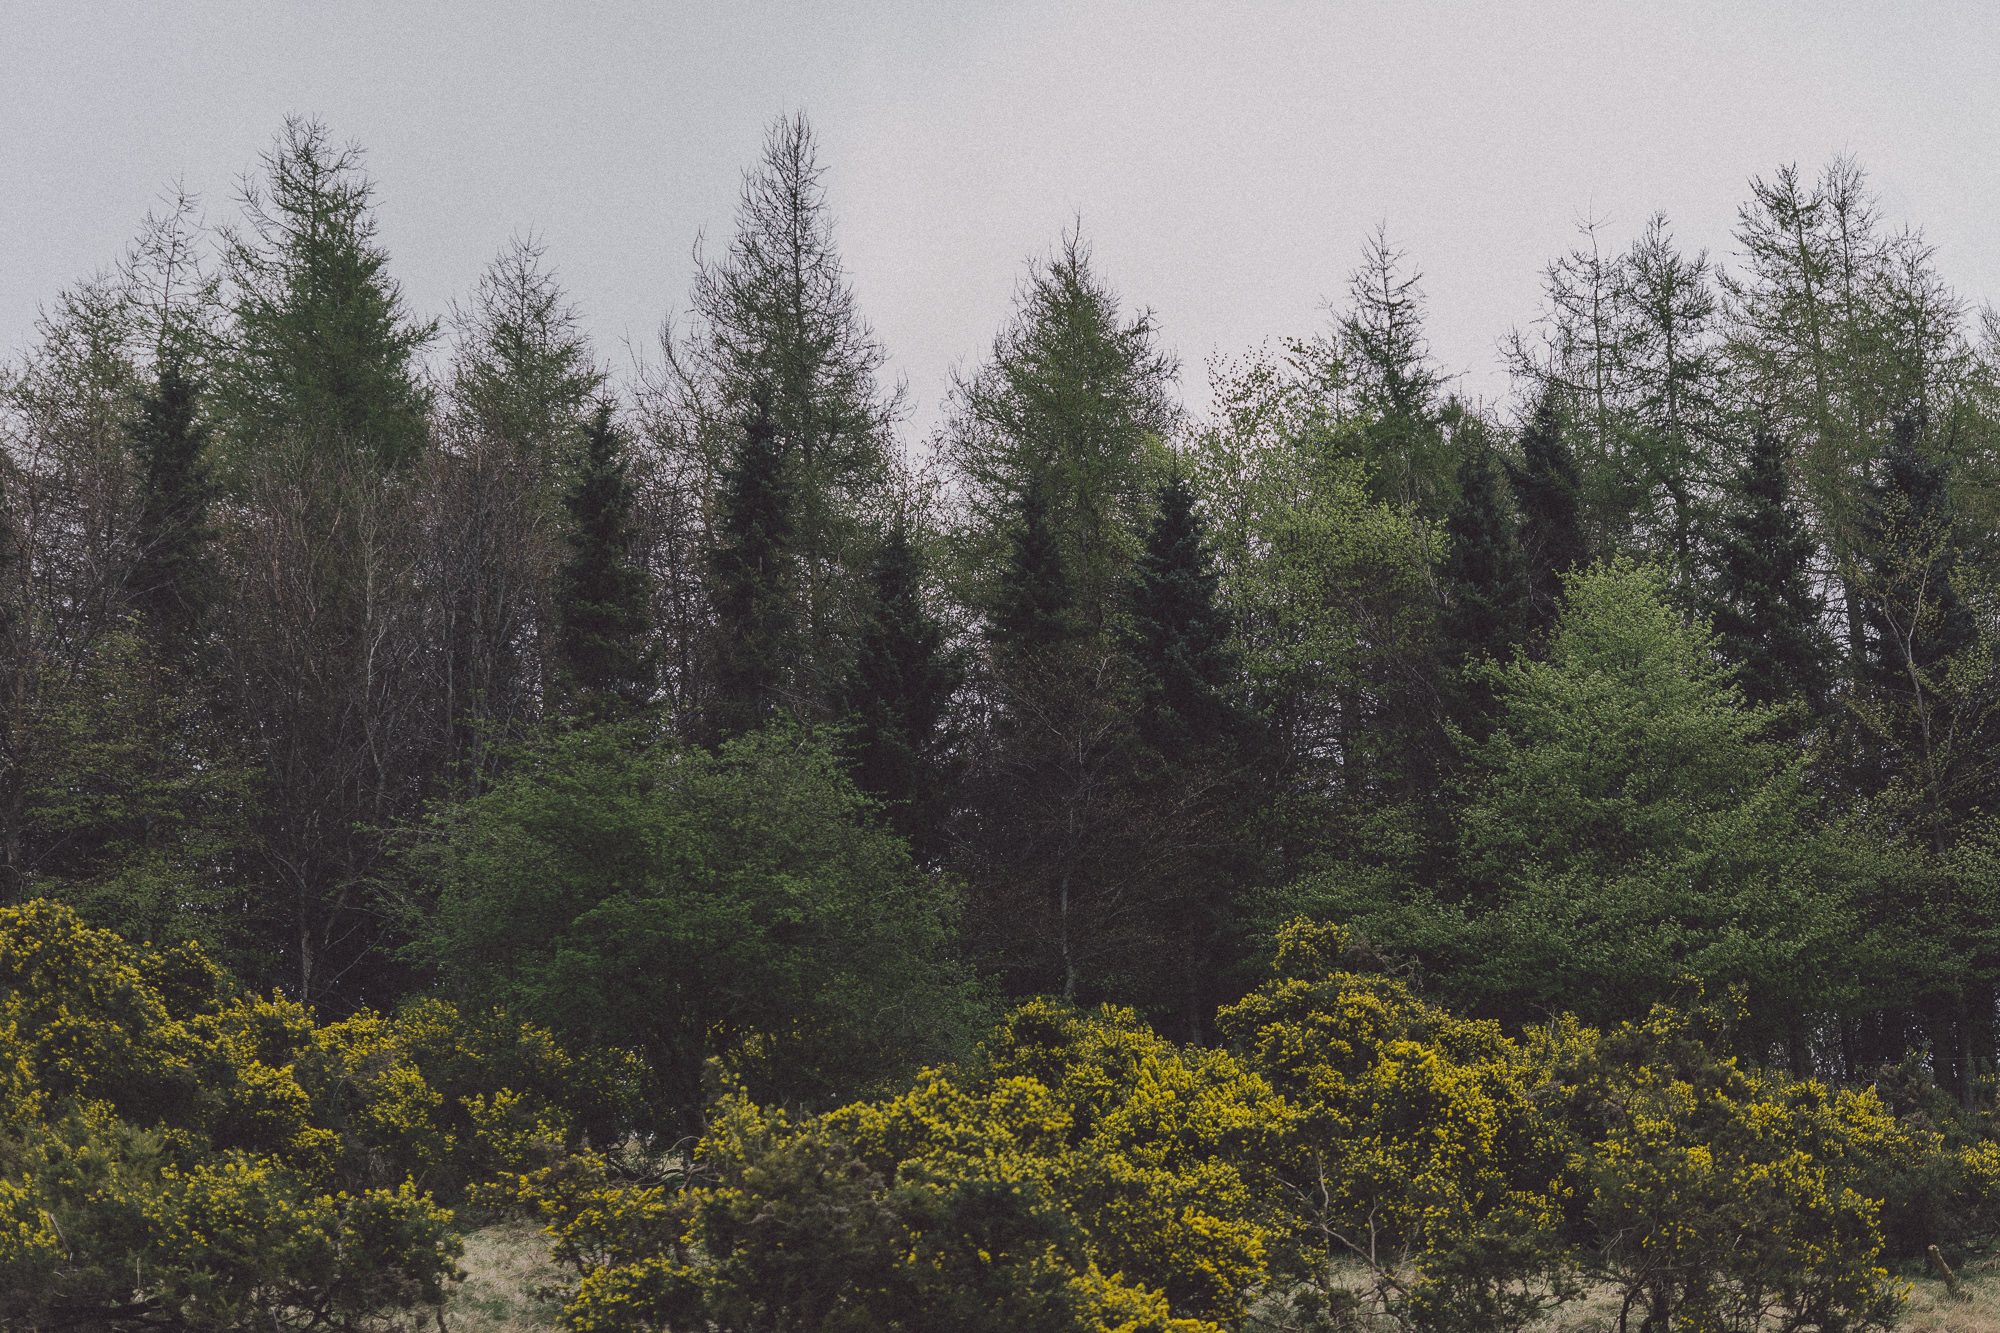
[447,1221,565,1333]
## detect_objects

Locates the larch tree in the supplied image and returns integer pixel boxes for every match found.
[217,116,436,472]
[660,112,902,712]
[944,226,1179,638]
[208,118,437,1008]
[1337,227,1454,518]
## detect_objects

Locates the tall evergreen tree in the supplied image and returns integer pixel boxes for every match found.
[663,113,902,709]
[1339,228,1454,518]
[945,228,1178,636]
[556,404,654,714]
[988,478,1081,661]
[707,398,796,739]
[1438,445,1530,730]
[1709,424,1832,713]
[127,357,213,654]
[1510,395,1589,632]
[219,116,435,470]
[1125,472,1241,755]
[836,522,962,855]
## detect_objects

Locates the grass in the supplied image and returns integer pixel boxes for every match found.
[445,1221,565,1333]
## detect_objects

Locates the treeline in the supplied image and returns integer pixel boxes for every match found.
[9,112,2000,1115]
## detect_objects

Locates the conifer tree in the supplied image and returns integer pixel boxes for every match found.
[556,404,654,714]
[127,357,213,654]
[707,398,796,739]
[663,113,901,709]
[1710,424,1832,712]
[1863,412,1976,688]
[836,522,962,853]
[988,478,1081,661]
[946,229,1178,636]
[1438,445,1529,728]
[1510,395,1589,631]
[219,116,435,470]
[1126,472,1241,755]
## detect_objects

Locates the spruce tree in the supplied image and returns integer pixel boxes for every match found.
[1510,395,1589,631]
[556,404,654,713]
[1126,472,1242,755]
[836,522,962,853]
[1439,447,1529,665]
[127,357,213,654]
[988,478,1081,661]
[1710,424,1832,712]
[1438,445,1529,729]
[707,398,796,739]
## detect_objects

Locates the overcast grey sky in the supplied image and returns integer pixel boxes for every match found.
[8,2,2000,440]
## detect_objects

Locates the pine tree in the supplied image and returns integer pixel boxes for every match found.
[1710,424,1832,712]
[1438,444,1529,726]
[1126,472,1241,755]
[127,357,213,654]
[836,522,962,854]
[988,478,1081,661]
[707,398,796,739]
[556,404,654,713]
[1510,395,1589,631]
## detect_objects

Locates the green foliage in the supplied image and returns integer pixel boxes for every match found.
[990,476,1084,660]
[1710,423,1833,714]
[1509,395,1588,632]
[1438,443,1529,729]
[1440,561,1868,1039]
[707,399,798,738]
[836,520,963,854]
[556,403,654,714]
[945,227,1178,633]
[218,116,435,471]
[127,356,214,652]
[17,627,260,968]
[1125,472,1244,757]
[409,721,984,1136]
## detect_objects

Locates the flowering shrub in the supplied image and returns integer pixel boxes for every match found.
[1217,918,1579,1332]
[0,899,619,1331]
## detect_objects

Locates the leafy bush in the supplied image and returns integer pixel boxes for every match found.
[407,721,988,1136]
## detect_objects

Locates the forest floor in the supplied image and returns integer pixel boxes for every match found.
[442,1220,2000,1331]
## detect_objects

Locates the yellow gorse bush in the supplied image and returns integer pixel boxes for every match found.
[0,899,617,1331]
